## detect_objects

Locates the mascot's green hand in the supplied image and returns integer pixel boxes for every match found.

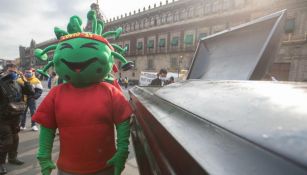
[39,159,56,175]
[107,120,130,175]
[37,126,56,175]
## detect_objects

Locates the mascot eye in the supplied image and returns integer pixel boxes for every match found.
[60,43,73,50]
[80,42,98,50]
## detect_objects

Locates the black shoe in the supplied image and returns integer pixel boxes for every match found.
[8,159,24,165]
[0,164,7,175]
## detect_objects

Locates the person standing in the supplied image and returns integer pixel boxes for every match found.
[124,77,129,89]
[19,68,43,131]
[150,68,168,86]
[50,72,59,88]
[165,76,175,85]
[0,64,34,174]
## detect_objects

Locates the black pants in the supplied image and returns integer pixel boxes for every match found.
[20,98,37,127]
[0,120,20,164]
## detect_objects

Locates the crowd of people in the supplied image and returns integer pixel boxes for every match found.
[0,64,54,174]
[0,64,38,174]
[150,68,175,86]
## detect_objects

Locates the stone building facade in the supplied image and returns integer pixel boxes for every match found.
[19,0,307,82]
[106,0,307,82]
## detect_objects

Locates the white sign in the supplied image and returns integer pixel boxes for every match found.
[139,71,180,86]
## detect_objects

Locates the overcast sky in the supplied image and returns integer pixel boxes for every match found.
[0,0,164,60]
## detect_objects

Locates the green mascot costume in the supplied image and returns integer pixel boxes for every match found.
[32,10,133,175]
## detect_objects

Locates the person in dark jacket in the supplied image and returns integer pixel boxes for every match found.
[150,68,168,86]
[0,64,34,175]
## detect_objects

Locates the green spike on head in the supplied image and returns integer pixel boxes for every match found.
[54,27,69,39]
[102,27,123,39]
[67,16,83,34]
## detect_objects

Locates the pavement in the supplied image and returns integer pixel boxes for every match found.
[4,82,139,175]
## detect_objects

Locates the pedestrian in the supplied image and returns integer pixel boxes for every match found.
[47,74,52,89]
[150,68,168,86]
[118,77,123,86]
[48,72,59,89]
[51,72,59,88]
[165,76,175,85]
[124,77,129,89]
[19,68,43,131]
[0,64,34,174]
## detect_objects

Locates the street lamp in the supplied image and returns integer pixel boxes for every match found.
[178,55,183,78]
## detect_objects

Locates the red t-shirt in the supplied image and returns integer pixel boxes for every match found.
[33,82,132,174]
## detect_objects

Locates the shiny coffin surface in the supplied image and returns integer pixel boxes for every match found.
[130,81,307,175]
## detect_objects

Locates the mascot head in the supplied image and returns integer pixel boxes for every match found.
[35,10,133,87]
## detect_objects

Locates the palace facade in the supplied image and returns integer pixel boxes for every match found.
[20,0,307,82]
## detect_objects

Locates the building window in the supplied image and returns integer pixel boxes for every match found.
[147,40,154,49]
[125,43,129,52]
[161,14,167,24]
[156,15,161,25]
[159,38,166,47]
[188,7,194,18]
[212,1,219,12]
[124,24,130,32]
[174,11,179,22]
[167,13,173,23]
[150,17,155,26]
[171,37,179,47]
[205,4,211,14]
[184,34,194,45]
[284,18,295,33]
[137,42,143,50]
[133,23,136,30]
[180,9,187,20]
[195,6,203,17]
[147,59,154,69]
[138,22,141,29]
[223,0,231,10]
[144,18,149,28]
[170,57,177,68]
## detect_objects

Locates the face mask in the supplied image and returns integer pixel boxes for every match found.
[8,72,18,80]
[25,72,33,78]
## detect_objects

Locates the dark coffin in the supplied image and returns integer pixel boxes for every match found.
[128,10,307,175]
[129,81,307,175]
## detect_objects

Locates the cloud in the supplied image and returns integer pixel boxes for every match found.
[0,0,93,59]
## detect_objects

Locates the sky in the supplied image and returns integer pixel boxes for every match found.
[0,0,164,60]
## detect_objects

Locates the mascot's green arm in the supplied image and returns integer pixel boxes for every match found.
[37,126,56,175]
[107,119,130,175]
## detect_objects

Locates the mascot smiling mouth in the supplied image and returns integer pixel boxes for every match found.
[61,58,98,73]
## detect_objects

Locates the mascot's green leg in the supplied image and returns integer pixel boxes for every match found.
[107,120,130,175]
[37,126,56,175]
